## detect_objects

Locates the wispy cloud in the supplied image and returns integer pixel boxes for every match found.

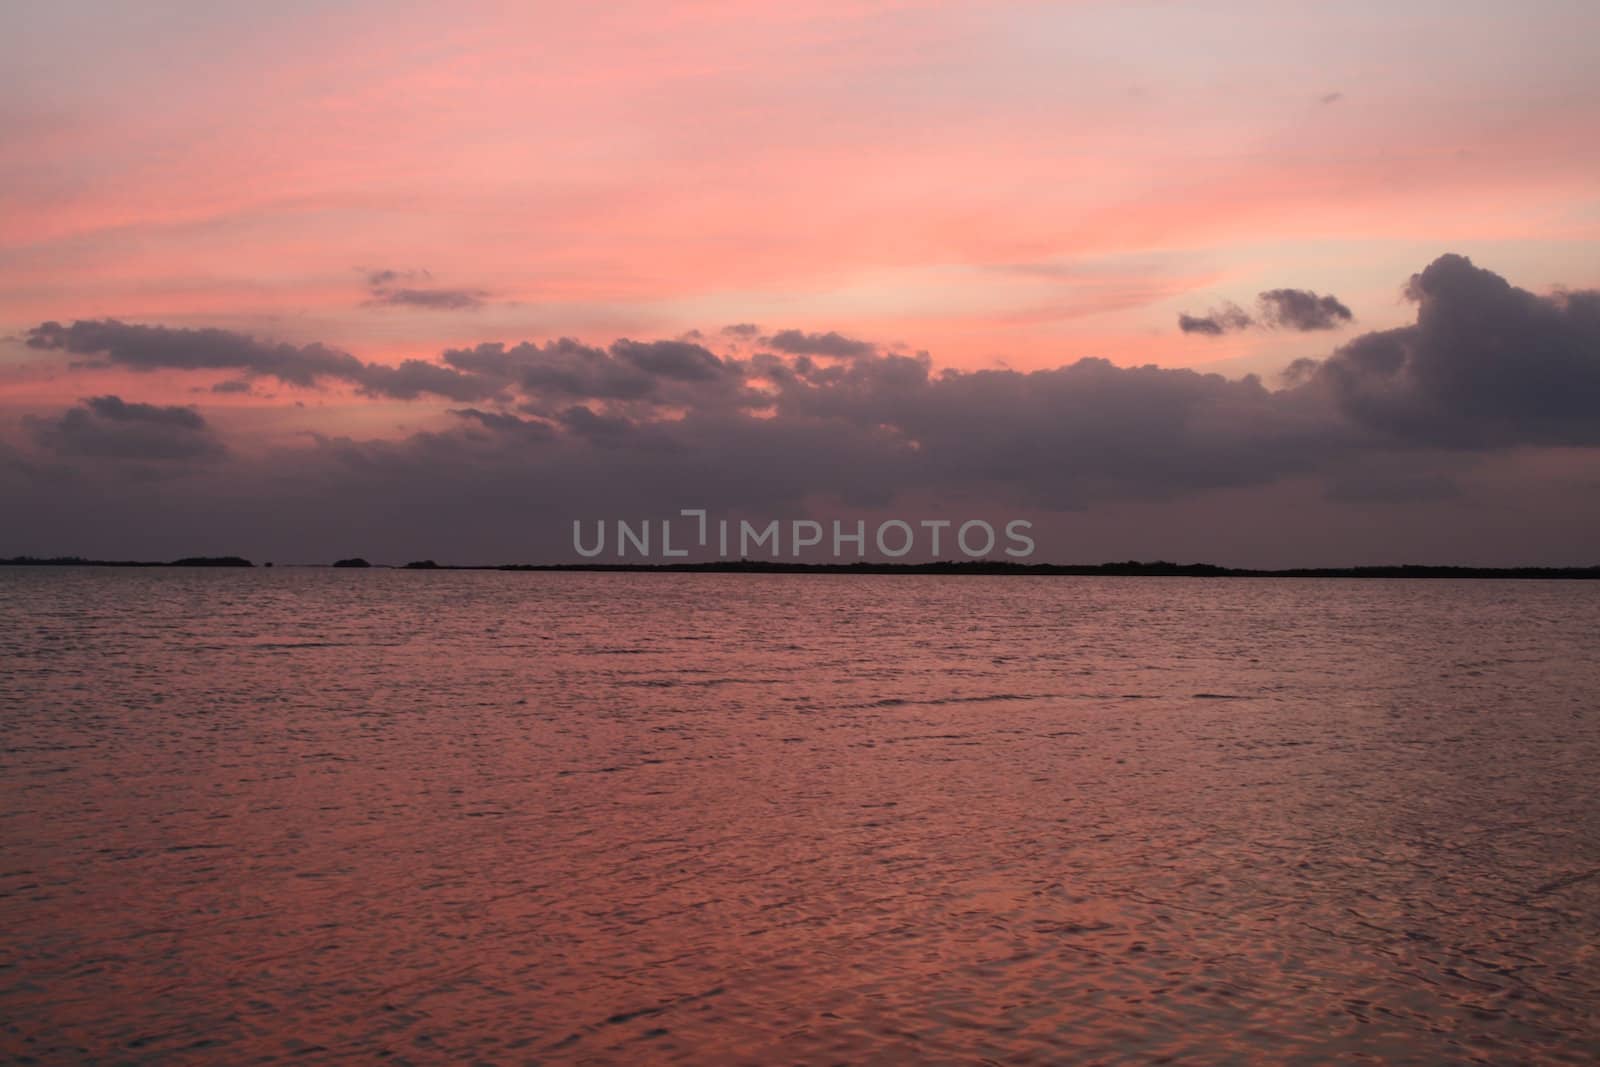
[362,269,489,311]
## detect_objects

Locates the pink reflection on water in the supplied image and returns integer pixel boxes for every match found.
[2,571,1599,1062]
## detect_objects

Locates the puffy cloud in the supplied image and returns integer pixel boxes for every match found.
[442,339,648,401]
[1258,289,1354,331]
[356,360,504,402]
[1295,254,1600,446]
[610,339,731,382]
[26,396,225,461]
[1178,302,1254,335]
[440,337,748,412]
[764,329,877,359]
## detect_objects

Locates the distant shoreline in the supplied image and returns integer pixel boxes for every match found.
[3,556,1598,579]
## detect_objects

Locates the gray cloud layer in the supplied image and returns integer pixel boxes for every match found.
[24,320,506,402]
[7,255,1599,563]
[25,396,224,461]
[26,320,366,386]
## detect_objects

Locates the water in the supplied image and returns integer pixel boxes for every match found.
[2,570,1598,1064]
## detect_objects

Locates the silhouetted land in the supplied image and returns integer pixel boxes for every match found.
[0,556,253,568]
[3,556,1598,578]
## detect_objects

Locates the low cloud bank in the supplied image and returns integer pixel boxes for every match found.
[9,255,1600,562]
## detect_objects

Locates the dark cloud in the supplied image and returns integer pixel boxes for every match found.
[1181,289,1354,335]
[1258,289,1353,331]
[558,405,647,447]
[446,339,652,402]
[26,320,367,387]
[211,379,254,394]
[1296,254,1600,446]
[448,408,555,439]
[357,359,504,402]
[611,339,730,382]
[1178,303,1253,335]
[26,396,224,461]
[25,319,501,402]
[765,329,877,359]
[720,323,761,338]
[440,337,748,411]
[9,254,1599,564]
[1320,91,1344,104]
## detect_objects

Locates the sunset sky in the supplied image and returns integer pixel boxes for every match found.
[3,1,1598,565]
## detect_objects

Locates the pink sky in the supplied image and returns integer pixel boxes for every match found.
[4,1,1597,410]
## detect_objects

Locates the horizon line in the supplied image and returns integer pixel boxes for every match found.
[3,556,1599,580]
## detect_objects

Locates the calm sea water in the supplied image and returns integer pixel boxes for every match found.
[2,570,1598,1064]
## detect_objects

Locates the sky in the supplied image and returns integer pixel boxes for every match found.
[2,0,1598,565]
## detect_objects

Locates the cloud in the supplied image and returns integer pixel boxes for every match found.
[764,329,877,359]
[1258,289,1354,331]
[558,404,646,447]
[1295,253,1600,446]
[26,396,225,461]
[444,339,651,403]
[448,408,556,439]
[363,268,489,310]
[368,287,489,310]
[9,254,1600,564]
[611,339,731,382]
[25,319,502,402]
[1178,303,1253,335]
[26,320,367,387]
[441,337,748,411]
[357,360,504,402]
[1180,288,1354,335]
